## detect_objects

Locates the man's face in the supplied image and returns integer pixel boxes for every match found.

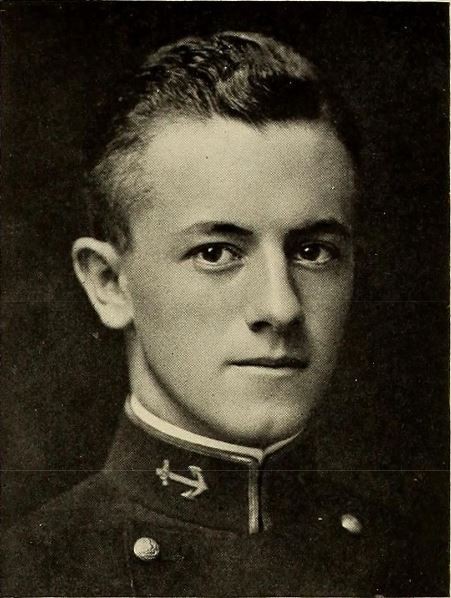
[123,116,355,446]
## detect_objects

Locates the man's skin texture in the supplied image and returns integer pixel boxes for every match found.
[79,117,355,445]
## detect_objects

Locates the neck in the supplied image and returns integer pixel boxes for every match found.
[127,335,220,439]
[127,393,299,465]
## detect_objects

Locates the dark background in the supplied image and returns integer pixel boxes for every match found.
[1,2,449,529]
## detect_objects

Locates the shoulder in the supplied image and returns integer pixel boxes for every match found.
[313,470,449,596]
[1,473,133,596]
[4,472,116,536]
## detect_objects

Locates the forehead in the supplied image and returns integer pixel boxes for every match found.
[131,116,356,234]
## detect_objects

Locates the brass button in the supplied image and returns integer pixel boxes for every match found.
[133,537,160,561]
[341,513,363,535]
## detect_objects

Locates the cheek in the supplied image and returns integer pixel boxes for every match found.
[127,261,236,341]
[301,271,353,345]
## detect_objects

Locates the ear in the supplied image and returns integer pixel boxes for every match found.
[72,237,134,329]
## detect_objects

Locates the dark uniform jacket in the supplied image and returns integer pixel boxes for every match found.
[2,401,447,597]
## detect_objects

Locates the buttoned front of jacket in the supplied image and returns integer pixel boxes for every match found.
[1,409,446,597]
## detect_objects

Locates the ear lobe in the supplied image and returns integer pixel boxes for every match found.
[72,237,134,329]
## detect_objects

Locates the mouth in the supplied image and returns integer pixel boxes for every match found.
[230,356,309,370]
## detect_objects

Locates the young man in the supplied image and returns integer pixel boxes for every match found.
[2,32,441,596]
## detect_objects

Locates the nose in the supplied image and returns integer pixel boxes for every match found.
[244,250,303,333]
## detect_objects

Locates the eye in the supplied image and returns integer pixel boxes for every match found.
[189,243,243,271]
[292,242,339,268]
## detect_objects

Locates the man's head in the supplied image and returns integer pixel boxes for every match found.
[73,32,358,446]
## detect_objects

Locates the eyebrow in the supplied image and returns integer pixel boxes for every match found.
[179,222,253,238]
[292,219,352,239]
[178,218,351,239]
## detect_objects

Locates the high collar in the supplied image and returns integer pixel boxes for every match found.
[104,400,318,536]
[127,393,300,465]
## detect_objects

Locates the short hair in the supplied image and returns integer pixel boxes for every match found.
[85,31,360,252]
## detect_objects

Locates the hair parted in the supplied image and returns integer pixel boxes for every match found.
[86,31,360,252]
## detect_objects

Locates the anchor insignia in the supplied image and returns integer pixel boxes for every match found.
[156,459,208,499]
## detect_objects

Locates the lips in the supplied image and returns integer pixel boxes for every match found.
[231,356,308,369]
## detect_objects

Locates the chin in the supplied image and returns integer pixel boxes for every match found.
[209,408,311,448]
[209,377,324,442]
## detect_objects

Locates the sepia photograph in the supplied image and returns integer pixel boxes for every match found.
[1,1,449,596]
